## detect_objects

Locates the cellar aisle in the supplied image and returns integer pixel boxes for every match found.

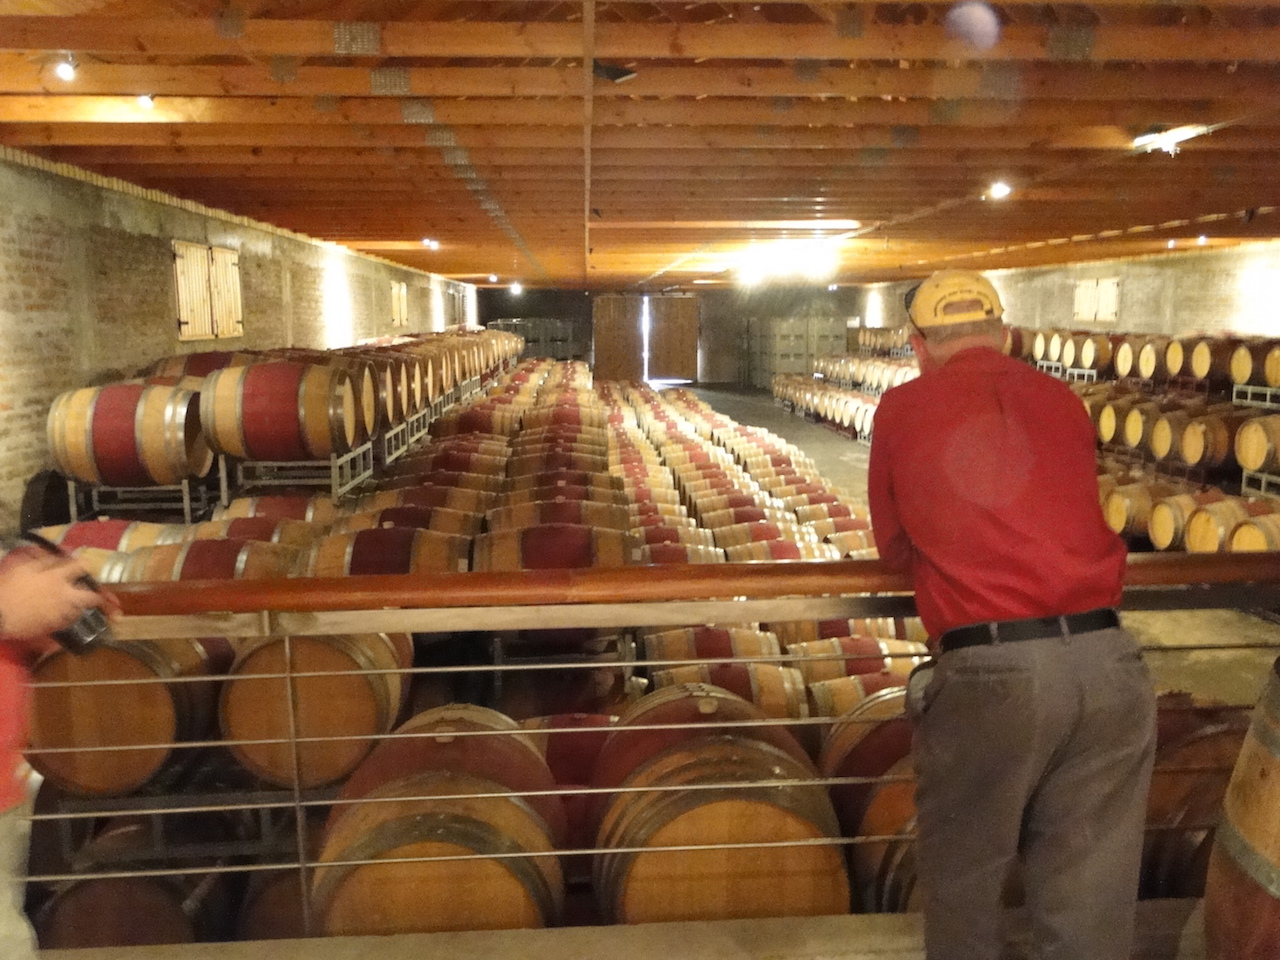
[43,899,1206,960]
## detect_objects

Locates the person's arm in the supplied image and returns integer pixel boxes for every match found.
[0,545,108,659]
[867,403,915,572]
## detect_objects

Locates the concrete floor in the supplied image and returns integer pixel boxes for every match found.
[44,900,1208,960]
[38,385,1270,959]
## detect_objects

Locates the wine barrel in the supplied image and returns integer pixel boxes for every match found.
[183,516,322,548]
[201,360,358,461]
[1097,394,1147,444]
[1104,480,1183,538]
[771,617,925,648]
[588,684,814,835]
[1185,497,1280,553]
[28,638,230,796]
[712,520,811,549]
[649,663,808,721]
[1230,338,1280,387]
[472,524,637,571]
[1228,514,1280,552]
[787,636,929,684]
[33,519,183,553]
[486,500,632,533]
[638,543,727,564]
[119,538,299,582]
[507,469,624,495]
[297,527,472,576]
[1190,337,1241,383]
[642,626,780,663]
[520,713,619,859]
[333,704,566,844]
[213,493,346,525]
[820,687,912,837]
[1164,338,1191,378]
[723,540,843,562]
[1235,414,1280,473]
[1137,336,1173,381]
[358,484,494,516]
[633,524,716,547]
[806,673,905,718]
[34,817,233,948]
[219,632,412,788]
[592,736,849,923]
[828,528,877,556]
[1203,656,1280,959]
[330,505,481,538]
[314,770,564,935]
[1182,409,1263,469]
[1149,490,1227,551]
[147,350,256,379]
[47,383,213,486]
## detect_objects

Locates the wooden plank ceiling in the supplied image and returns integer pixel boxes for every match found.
[1,0,1279,290]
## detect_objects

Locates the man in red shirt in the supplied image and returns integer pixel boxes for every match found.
[868,270,1156,960]
[1,540,109,958]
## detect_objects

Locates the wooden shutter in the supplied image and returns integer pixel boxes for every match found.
[173,240,214,340]
[209,246,243,338]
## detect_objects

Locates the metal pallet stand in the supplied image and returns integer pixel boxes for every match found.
[67,459,230,523]
[235,442,374,502]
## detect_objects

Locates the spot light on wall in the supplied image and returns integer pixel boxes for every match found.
[421,238,440,250]
[510,281,523,295]
[320,249,355,348]
[54,54,76,82]
[986,181,1012,200]
[137,94,155,109]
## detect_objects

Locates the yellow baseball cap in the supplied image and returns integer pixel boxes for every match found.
[908,270,1003,328]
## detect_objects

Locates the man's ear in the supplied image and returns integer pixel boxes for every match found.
[909,331,933,371]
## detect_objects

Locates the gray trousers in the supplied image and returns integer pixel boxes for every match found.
[912,627,1157,960]
[0,804,37,959]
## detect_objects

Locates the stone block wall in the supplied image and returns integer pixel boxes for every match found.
[0,151,475,530]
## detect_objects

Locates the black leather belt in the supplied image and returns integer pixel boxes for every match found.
[939,608,1120,654]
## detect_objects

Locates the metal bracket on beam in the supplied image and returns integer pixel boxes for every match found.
[401,100,436,124]
[334,22,382,56]
[371,67,412,97]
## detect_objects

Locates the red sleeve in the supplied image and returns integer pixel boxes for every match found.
[867,399,914,572]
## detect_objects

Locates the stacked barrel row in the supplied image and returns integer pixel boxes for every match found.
[45,330,524,487]
[1032,330,1280,387]
[1079,381,1276,473]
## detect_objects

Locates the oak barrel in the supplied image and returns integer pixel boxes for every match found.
[1203,656,1280,959]
[592,736,849,923]
[47,383,213,486]
[201,360,357,461]
[28,638,230,796]
[219,632,412,788]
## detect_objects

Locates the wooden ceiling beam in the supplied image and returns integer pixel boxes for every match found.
[0,55,1276,104]
[41,144,1280,171]
[17,122,1280,151]
[4,17,1280,66]
[0,94,1243,131]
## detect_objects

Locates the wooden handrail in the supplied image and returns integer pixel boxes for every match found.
[110,552,1280,617]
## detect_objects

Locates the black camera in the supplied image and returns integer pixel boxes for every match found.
[20,532,113,655]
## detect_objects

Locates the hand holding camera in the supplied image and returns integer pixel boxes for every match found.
[0,534,118,654]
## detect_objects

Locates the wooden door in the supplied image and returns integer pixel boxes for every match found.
[648,295,699,381]
[593,295,644,382]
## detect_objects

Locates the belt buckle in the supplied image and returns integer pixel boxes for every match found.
[987,621,1001,645]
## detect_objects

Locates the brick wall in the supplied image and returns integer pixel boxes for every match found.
[0,154,472,530]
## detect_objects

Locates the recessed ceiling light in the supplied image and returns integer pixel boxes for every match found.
[137,94,154,109]
[987,181,1012,200]
[488,274,498,283]
[54,56,76,82]
[510,281,523,295]
[1197,235,1208,245]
